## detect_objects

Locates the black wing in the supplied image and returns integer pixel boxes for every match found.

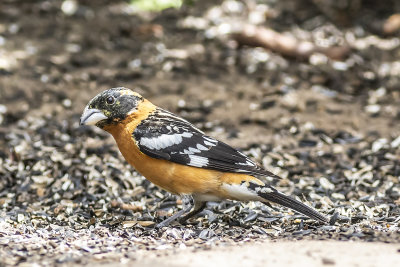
[133,108,280,179]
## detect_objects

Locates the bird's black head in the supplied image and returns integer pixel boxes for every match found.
[80,87,144,128]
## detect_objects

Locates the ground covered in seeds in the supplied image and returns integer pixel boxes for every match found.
[1,0,400,266]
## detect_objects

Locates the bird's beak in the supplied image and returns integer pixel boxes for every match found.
[80,108,108,126]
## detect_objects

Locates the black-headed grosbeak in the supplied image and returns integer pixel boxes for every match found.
[80,87,329,227]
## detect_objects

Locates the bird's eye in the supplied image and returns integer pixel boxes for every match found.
[106,96,115,105]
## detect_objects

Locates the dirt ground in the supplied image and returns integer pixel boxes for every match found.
[98,241,400,267]
[1,0,400,266]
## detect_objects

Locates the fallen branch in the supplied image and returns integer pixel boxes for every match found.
[232,24,350,61]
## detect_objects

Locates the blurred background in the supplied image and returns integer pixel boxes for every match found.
[1,0,400,141]
[0,0,400,265]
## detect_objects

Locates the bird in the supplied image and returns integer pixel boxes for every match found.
[80,87,329,227]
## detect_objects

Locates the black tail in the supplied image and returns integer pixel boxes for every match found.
[259,190,328,223]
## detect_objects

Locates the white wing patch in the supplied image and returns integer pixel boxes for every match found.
[140,132,217,157]
[235,160,256,167]
[203,136,218,147]
[204,141,217,146]
[221,183,263,201]
[203,136,217,142]
[188,155,209,167]
[189,147,201,153]
[196,144,208,150]
[139,133,193,150]
[179,136,219,156]
[181,132,193,138]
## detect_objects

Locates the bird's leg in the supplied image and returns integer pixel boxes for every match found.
[179,201,206,224]
[155,195,194,228]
